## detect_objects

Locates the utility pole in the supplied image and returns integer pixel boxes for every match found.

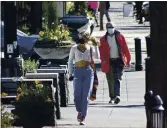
[4,1,17,59]
[3,1,23,77]
[30,2,42,34]
[148,2,167,125]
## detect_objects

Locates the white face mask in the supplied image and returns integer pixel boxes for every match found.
[107,28,115,34]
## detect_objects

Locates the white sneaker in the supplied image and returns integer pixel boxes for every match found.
[79,117,85,125]
[79,121,85,125]
[109,98,115,104]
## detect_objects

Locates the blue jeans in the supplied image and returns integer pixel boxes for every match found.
[105,58,124,98]
[73,65,94,118]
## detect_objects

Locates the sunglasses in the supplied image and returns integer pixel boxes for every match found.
[107,26,114,29]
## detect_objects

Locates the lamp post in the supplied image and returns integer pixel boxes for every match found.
[4,1,17,59]
[148,2,167,127]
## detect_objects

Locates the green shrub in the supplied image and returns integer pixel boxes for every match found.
[1,104,14,128]
[12,81,55,127]
[38,24,72,42]
[23,59,38,73]
[42,2,58,30]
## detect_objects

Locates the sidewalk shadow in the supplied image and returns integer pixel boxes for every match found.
[89,103,145,108]
[56,124,79,127]
[117,27,150,30]
[68,103,144,108]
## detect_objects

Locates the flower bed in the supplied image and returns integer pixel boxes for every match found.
[12,80,56,128]
[33,24,74,60]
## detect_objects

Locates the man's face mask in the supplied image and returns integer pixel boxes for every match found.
[107,28,115,34]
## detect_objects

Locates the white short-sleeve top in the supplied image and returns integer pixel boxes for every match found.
[68,44,100,75]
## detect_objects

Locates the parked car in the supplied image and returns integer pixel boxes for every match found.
[1,21,39,60]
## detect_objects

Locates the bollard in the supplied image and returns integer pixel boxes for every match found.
[145,36,152,57]
[144,90,154,128]
[150,95,164,128]
[145,57,150,93]
[134,38,143,71]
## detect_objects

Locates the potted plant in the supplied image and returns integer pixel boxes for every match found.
[33,24,74,60]
[23,59,39,75]
[12,80,56,128]
[1,104,14,128]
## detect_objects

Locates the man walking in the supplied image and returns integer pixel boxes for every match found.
[88,1,99,27]
[100,1,111,22]
[99,22,131,104]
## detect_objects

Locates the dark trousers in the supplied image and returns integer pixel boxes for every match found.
[105,58,124,98]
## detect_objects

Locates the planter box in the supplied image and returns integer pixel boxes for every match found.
[11,79,57,127]
[12,101,56,128]
[34,39,74,59]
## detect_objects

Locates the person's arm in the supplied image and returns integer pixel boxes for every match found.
[121,34,131,66]
[68,45,75,75]
[90,37,100,59]
[99,38,105,62]
[92,46,100,59]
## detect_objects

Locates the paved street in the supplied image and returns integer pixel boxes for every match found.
[55,2,148,128]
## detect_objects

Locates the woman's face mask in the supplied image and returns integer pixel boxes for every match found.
[107,28,115,34]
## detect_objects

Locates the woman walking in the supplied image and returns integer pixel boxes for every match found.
[68,32,100,125]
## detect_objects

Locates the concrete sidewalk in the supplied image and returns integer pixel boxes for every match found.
[55,2,148,128]
[56,71,146,128]
[92,2,149,66]
[3,2,148,128]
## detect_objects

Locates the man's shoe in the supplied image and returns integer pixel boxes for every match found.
[114,96,120,104]
[109,97,115,104]
[77,112,82,122]
[96,25,99,27]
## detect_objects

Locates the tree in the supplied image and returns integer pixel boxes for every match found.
[42,2,58,30]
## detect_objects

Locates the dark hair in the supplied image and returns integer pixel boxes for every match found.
[78,38,85,44]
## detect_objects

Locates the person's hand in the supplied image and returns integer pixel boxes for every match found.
[69,74,74,81]
[125,62,130,67]
[89,37,99,46]
[101,60,107,64]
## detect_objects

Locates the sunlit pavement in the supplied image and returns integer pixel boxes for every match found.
[55,2,147,128]
[4,2,148,128]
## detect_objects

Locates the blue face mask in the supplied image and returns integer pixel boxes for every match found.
[107,28,115,34]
